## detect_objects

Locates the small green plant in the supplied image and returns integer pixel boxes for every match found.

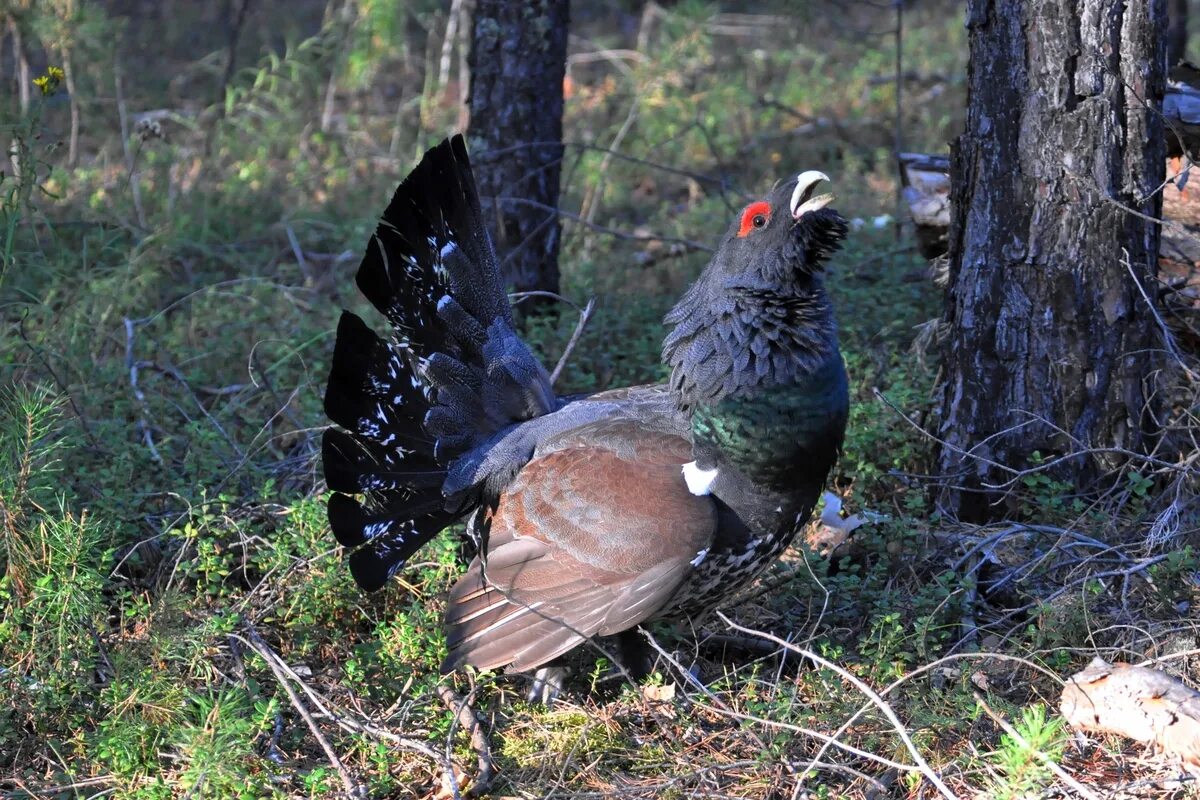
[0,384,67,568]
[0,386,110,744]
[1017,451,1083,517]
[986,703,1068,800]
[500,708,623,771]
[174,688,281,798]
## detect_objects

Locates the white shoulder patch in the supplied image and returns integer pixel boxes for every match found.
[681,461,719,496]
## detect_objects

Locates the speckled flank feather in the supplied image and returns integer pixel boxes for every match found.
[324,137,851,678]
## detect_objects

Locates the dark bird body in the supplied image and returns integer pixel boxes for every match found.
[323,136,849,678]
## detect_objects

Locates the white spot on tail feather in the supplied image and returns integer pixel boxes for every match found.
[439,241,457,260]
[690,547,709,567]
[362,521,391,540]
[682,461,718,495]
[437,294,452,312]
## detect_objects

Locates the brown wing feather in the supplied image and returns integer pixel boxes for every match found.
[441,420,715,674]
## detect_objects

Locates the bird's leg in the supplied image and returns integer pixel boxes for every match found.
[616,628,707,689]
[526,664,569,704]
[614,628,655,681]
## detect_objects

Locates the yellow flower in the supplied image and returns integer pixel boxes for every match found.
[32,66,64,96]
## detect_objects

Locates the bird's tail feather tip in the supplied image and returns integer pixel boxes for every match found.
[322,135,557,590]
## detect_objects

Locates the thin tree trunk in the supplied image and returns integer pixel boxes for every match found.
[456,0,471,132]
[114,63,148,231]
[938,0,1166,521]
[438,0,463,99]
[319,0,354,134]
[468,0,569,309]
[1168,0,1188,65]
[61,0,81,167]
[205,0,253,156]
[9,14,30,116]
[218,0,253,105]
[320,60,339,133]
[62,49,80,167]
[388,83,407,160]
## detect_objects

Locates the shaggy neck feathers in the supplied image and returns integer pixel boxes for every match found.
[662,280,838,410]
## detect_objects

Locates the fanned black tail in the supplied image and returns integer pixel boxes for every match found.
[323,136,555,591]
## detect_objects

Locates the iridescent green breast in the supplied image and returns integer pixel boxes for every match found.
[691,354,848,493]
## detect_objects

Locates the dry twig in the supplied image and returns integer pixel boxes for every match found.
[436,684,495,797]
[123,318,163,465]
[229,629,458,793]
[241,625,364,799]
[550,297,596,386]
[716,612,958,800]
[974,691,1102,800]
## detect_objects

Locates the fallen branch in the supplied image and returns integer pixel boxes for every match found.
[123,318,163,465]
[716,612,958,800]
[241,626,364,798]
[229,629,456,793]
[436,685,495,797]
[1060,657,1200,777]
[805,650,1067,783]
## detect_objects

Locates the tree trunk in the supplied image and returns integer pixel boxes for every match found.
[1168,0,1188,65]
[938,0,1166,521]
[8,14,31,116]
[467,0,569,310]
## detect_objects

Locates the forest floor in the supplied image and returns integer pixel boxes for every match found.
[2,3,1198,798]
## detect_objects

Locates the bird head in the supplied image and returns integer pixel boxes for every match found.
[662,171,849,405]
[708,170,847,284]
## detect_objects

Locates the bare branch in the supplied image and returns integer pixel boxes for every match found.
[716,612,958,800]
[241,625,364,799]
[437,684,495,797]
[550,297,595,386]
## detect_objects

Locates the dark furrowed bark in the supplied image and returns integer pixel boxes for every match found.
[939,0,1167,521]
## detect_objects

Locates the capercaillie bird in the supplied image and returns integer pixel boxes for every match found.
[322,136,849,690]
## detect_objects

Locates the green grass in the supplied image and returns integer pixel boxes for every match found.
[1,2,1196,798]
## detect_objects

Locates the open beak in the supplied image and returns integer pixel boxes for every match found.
[790,170,834,219]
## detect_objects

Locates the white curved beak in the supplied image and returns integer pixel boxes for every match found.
[790,170,833,219]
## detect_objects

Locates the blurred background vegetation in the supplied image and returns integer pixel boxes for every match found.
[1,1,1196,798]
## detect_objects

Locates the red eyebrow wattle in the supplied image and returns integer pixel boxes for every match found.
[737,201,772,238]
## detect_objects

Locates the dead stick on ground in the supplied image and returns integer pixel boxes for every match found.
[437,685,495,796]
[974,692,1101,800]
[231,631,456,791]
[242,626,363,799]
[804,651,1065,786]
[123,318,163,465]
[717,612,958,800]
